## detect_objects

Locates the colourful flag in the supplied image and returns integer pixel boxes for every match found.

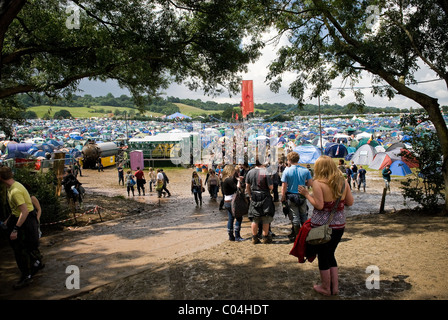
[241,80,254,118]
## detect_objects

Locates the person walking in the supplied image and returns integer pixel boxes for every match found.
[148,167,156,192]
[191,171,203,207]
[245,160,275,244]
[350,161,358,189]
[134,167,145,196]
[0,166,44,289]
[117,165,124,186]
[298,155,354,296]
[156,169,165,198]
[206,169,219,200]
[97,157,104,172]
[357,165,367,192]
[382,164,392,192]
[125,170,135,196]
[281,152,313,242]
[160,169,171,197]
[221,165,244,242]
[61,169,82,211]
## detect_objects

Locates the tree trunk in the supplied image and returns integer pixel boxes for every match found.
[376,70,448,214]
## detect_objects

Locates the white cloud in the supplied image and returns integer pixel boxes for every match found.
[78,35,447,109]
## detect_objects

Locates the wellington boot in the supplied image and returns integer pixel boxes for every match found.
[330,267,339,295]
[313,269,332,296]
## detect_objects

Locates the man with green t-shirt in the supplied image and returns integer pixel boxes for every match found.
[0,166,44,289]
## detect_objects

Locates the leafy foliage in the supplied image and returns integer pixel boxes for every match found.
[400,113,445,210]
[1,0,265,107]
[13,168,67,229]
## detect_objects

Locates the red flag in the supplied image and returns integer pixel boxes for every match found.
[241,80,254,118]
[235,113,239,121]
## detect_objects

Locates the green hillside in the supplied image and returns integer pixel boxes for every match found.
[173,103,223,116]
[28,105,163,118]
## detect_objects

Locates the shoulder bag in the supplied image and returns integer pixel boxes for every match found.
[306,182,345,245]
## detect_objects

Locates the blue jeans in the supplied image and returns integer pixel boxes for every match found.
[288,199,308,227]
[210,185,219,199]
[225,202,242,233]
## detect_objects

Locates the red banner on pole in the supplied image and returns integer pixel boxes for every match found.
[241,80,254,118]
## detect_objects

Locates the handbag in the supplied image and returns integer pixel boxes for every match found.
[306,182,345,245]
[232,189,249,218]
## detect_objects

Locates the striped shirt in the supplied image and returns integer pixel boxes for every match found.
[310,200,346,229]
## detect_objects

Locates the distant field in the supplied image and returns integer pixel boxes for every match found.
[173,103,223,116]
[173,103,268,116]
[27,103,268,119]
[28,105,163,118]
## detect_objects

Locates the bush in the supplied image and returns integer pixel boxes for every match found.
[399,115,445,210]
[13,168,68,229]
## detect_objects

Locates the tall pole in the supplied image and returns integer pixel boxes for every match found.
[318,95,323,154]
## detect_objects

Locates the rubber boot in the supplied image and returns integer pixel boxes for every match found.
[288,224,296,242]
[289,225,300,242]
[235,227,243,242]
[330,267,339,295]
[228,230,235,241]
[313,269,332,296]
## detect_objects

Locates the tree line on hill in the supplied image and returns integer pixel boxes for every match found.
[17,92,414,121]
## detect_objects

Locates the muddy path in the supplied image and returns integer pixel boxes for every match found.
[0,166,417,299]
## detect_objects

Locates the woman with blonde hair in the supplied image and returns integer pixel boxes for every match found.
[191,171,203,207]
[299,155,354,296]
[221,165,244,241]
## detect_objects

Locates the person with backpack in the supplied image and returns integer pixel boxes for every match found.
[245,160,275,244]
[125,170,135,196]
[61,169,82,211]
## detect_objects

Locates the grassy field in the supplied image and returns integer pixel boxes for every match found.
[29,103,269,119]
[173,103,223,116]
[28,105,164,118]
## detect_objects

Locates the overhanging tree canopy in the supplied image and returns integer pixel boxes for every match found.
[259,0,448,211]
[0,0,266,122]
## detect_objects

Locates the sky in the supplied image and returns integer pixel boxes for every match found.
[78,32,447,110]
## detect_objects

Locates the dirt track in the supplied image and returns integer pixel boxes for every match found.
[1,166,447,300]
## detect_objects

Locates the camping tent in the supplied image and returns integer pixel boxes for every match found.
[390,160,412,176]
[350,144,376,166]
[369,152,393,170]
[166,112,192,120]
[293,145,321,164]
[324,143,348,158]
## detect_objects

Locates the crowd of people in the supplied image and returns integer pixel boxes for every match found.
[2,152,387,296]
[185,152,355,296]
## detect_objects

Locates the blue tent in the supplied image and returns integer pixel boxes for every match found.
[166,112,191,120]
[390,160,412,176]
[293,145,321,164]
[324,143,348,158]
